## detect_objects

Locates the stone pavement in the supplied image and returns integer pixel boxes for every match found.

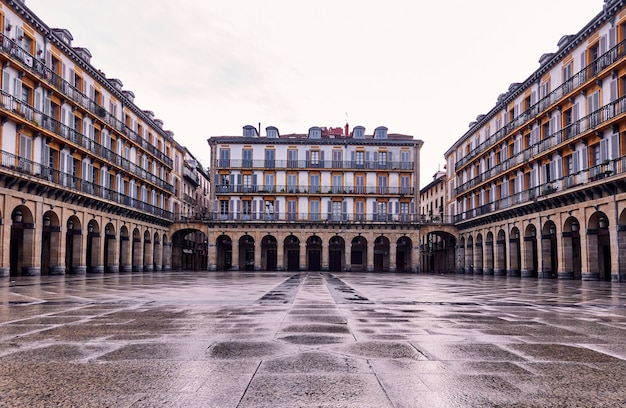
[1,272,626,407]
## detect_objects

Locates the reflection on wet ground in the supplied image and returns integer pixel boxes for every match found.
[0,272,625,407]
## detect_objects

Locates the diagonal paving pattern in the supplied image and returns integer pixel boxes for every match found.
[0,272,625,407]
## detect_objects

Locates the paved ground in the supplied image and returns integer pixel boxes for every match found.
[1,272,626,407]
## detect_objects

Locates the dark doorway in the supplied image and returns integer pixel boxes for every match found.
[329,250,342,272]
[308,250,320,271]
[287,250,299,271]
[266,249,277,271]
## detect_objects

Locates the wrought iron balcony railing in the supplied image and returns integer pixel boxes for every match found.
[217,159,414,171]
[213,184,414,195]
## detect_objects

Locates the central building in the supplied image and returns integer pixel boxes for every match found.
[207,125,423,272]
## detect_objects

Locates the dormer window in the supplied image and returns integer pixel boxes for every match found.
[374,126,388,139]
[243,125,258,138]
[308,127,322,139]
[352,126,365,139]
[266,126,279,138]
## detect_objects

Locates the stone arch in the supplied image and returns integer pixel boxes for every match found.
[494,229,506,276]
[153,231,162,272]
[618,208,626,280]
[119,225,132,273]
[41,211,63,275]
[509,227,521,277]
[350,235,368,272]
[142,230,153,272]
[466,235,474,274]
[395,235,412,273]
[262,235,278,271]
[373,235,390,272]
[65,215,84,275]
[132,228,143,272]
[104,223,118,273]
[561,216,582,280]
[86,219,102,273]
[474,233,483,275]
[522,224,538,278]
[306,235,322,271]
[586,211,611,281]
[240,234,256,271]
[10,205,37,276]
[284,234,300,271]
[541,220,558,279]
[216,234,232,270]
[328,235,345,272]
[484,231,494,275]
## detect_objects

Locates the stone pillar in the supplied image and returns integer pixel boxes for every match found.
[299,242,306,271]
[483,241,493,275]
[231,241,240,271]
[255,241,262,271]
[49,228,65,275]
[367,239,374,272]
[344,240,351,271]
[143,239,153,272]
[521,236,536,278]
[162,242,172,271]
[559,232,573,279]
[132,236,143,272]
[618,226,626,281]
[208,241,217,271]
[153,241,162,272]
[105,233,119,273]
[474,243,483,275]
[494,239,506,276]
[321,242,328,271]
[90,233,104,273]
[465,242,474,275]
[508,237,520,277]
[22,223,40,276]
[120,235,132,273]
[456,244,465,274]
[389,242,397,272]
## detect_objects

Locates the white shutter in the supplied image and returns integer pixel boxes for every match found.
[13,78,22,98]
[611,133,619,159]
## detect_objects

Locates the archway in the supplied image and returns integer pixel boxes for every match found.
[509,227,521,277]
[484,231,494,275]
[494,229,506,276]
[104,223,117,273]
[541,220,557,279]
[396,235,412,273]
[262,235,278,271]
[373,235,390,272]
[86,219,102,273]
[284,234,300,271]
[119,226,131,273]
[10,206,36,276]
[65,215,84,274]
[522,224,538,278]
[350,235,367,272]
[474,234,483,275]
[216,234,232,270]
[306,235,322,271]
[240,234,255,271]
[41,211,62,275]
[587,212,611,281]
[561,217,581,279]
[328,235,345,272]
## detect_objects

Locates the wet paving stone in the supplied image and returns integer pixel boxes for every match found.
[1,272,626,406]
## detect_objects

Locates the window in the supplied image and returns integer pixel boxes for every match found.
[287,174,297,192]
[220,200,229,218]
[352,126,365,139]
[588,91,600,127]
[374,127,388,139]
[18,134,32,172]
[400,202,409,221]
[264,173,275,192]
[310,174,320,193]
[220,174,229,192]
[401,150,410,169]
[287,149,297,168]
[563,62,573,93]
[378,151,387,169]
[332,201,342,221]
[400,175,410,195]
[377,175,388,194]
[309,127,321,139]
[264,200,274,220]
[355,151,364,168]
[310,200,320,221]
[332,150,342,168]
[310,150,319,167]
[287,200,297,221]
[219,149,229,167]
[242,200,252,219]
[355,175,365,194]
[377,201,387,221]
[265,149,275,168]
[355,201,365,221]
[332,174,342,193]
[242,149,252,167]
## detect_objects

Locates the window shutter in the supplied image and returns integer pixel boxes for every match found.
[327,200,331,218]
[275,200,280,218]
[320,151,324,165]
[252,200,257,219]
[342,201,347,220]
[611,133,619,159]
[600,138,609,161]
[580,50,586,70]
[236,200,240,220]
[609,28,616,48]
[573,151,580,173]
[581,146,588,170]
[13,78,22,98]
[610,79,617,102]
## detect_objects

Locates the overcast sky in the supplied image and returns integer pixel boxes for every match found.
[27,0,604,187]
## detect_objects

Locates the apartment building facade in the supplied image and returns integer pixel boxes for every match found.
[445,0,626,281]
[0,0,207,276]
[207,125,423,272]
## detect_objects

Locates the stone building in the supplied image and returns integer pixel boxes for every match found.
[206,124,424,272]
[445,0,626,281]
[0,0,207,276]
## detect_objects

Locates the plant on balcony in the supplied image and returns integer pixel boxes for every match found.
[542,184,557,195]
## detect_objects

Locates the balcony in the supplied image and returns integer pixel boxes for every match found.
[0,149,173,220]
[0,33,173,168]
[455,95,626,196]
[214,184,414,196]
[454,156,625,223]
[454,38,626,172]
[216,159,414,171]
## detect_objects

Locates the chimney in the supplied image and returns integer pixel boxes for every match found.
[345,122,349,137]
